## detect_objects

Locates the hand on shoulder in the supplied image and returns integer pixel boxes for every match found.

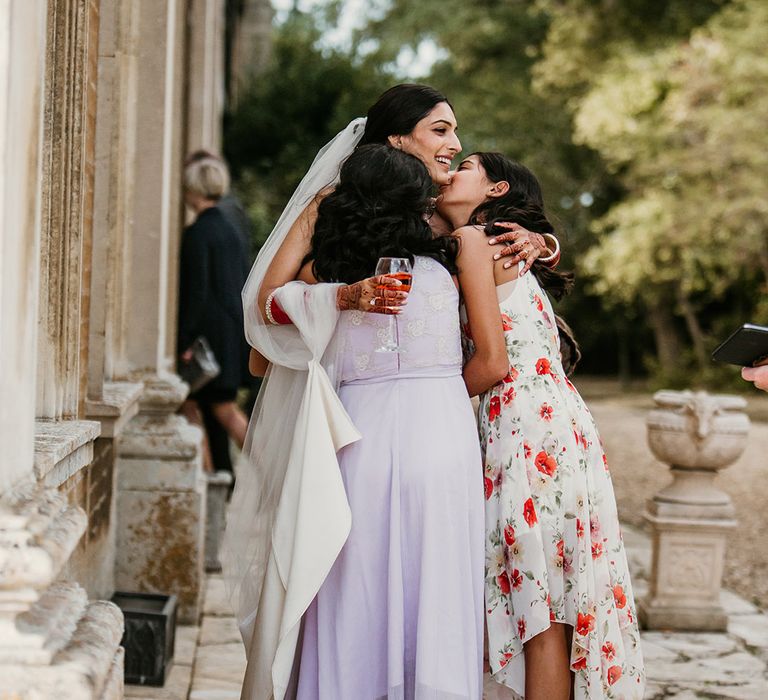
[453,225,494,256]
[455,225,518,286]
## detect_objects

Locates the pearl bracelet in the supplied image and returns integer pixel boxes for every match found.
[265,290,279,325]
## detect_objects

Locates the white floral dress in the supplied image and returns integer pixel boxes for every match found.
[462,269,645,699]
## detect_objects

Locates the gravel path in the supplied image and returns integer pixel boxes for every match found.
[576,378,768,609]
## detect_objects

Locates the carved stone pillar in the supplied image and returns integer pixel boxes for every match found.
[639,390,749,631]
[115,0,206,625]
[115,374,205,624]
[36,0,101,421]
[205,470,233,572]
[2,3,122,696]
[0,0,46,493]
[228,0,273,105]
[88,0,140,392]
[187,0,226,154]
[125,0,186,375]
[0,484,124,698]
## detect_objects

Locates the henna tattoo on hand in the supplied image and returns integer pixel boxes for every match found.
[337,282,362,311]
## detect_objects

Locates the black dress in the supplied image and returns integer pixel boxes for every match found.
[178,206,249,403]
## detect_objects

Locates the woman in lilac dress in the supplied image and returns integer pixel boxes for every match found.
[293,144,485,699]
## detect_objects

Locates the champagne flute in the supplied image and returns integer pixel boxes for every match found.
[374,257,413,353]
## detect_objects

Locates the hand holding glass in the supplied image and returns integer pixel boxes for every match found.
[374,257,412,353]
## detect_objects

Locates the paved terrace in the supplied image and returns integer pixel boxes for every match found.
[123,520,768,700]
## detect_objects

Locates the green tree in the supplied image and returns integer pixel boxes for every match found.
[356,0,599,206]
[224,9,391,250]
[226,0,766,385]
[356,0,637,375]
[571,0,768,382]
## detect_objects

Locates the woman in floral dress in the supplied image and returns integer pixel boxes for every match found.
[437,153,645,700]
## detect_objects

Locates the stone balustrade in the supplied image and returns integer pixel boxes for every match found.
[0,483,124,698]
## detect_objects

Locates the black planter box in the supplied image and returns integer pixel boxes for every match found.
[112,592,178,686]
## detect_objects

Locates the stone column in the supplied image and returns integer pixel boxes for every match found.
[36,0,101,421]
[186,0,226,154]
[124,0,184,376]
[0,0,46,492]
[0,3,124,696]
[115,0,206,625]
[80,0,145,601]
[115,378,206,624]
[639,390,749,631]
[88,0,139,395]
[228,0,273,106]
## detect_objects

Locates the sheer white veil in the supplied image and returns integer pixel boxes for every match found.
[220,117,367,652]
[240,116,366,363]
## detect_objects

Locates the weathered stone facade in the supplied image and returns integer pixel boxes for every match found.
[0,0,260,696]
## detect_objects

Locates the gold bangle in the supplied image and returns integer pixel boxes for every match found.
[539,233,560,263]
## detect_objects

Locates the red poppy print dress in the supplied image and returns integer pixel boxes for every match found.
[462,270,645,699]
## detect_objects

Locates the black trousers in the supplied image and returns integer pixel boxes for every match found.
[201,402,233,473]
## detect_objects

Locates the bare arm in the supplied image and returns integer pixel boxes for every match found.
[249,261,319,377]
[249,348,269,377]
[256,195,323,320]
[257,191,408,319]
[457,227,510,397]
[297,260,408,314]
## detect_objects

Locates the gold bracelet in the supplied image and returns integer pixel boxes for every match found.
[539,233,560,263]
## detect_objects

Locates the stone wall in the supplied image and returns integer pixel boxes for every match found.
[62,437,119,599]
[0,0,240,693]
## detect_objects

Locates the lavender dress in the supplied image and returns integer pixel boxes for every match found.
[296,256,485,700]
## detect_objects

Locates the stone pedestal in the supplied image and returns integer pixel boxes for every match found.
[205,470,233,572]
[115,373,205,624]
[0,483,124,698]
[639,390,749,631]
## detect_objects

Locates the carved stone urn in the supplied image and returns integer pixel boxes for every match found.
[639,390,749,631]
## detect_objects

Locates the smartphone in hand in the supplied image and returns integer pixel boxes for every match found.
[712,323,768,367]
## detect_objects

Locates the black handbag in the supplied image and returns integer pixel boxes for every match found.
[179,336,221,393]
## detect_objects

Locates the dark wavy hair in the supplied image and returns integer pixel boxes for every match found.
[306,144,458,284]
[358,84,452,147]
[468,153,574,301]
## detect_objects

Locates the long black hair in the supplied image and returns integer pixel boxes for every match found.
[359,84,452,147]
[469,153,573,301]
[306,144,458,283]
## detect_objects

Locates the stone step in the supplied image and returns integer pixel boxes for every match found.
[0,599,124,699]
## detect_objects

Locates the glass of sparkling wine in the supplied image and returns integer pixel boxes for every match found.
[374,257,412,353]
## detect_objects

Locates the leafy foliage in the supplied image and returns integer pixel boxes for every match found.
[225,0,767,384]
[224,10,391,248]
[573,0,768,380]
